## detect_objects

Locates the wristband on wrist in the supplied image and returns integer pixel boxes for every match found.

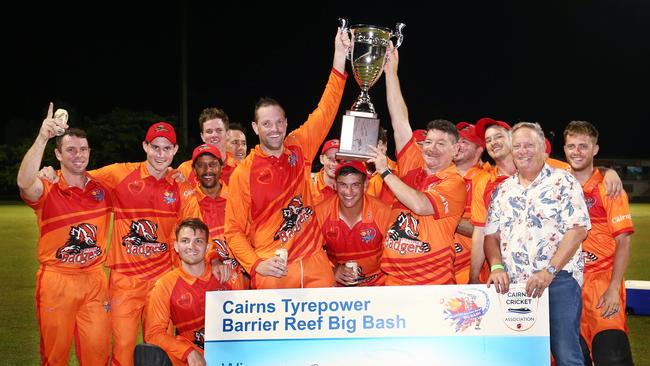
[490,263,505,272]
[380,168,392,179]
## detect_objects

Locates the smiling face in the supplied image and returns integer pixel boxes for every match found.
[564,133,599,173]
[200,118,227,153]
[335,172,366,210]
[252,105,287,156]
[511,127,545,176]
[174,226,208,266]
[484,126,511,162]
[420,129,458,174]
[143,136,178,176]
[453,136,483,167]
[227,129,247,161]
[55,135,90,175]
[320,148,339,179]
[193,153,222,190]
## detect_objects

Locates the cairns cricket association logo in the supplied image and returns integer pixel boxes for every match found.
[498,289,540,332]
[385,212,430,255]
[273,195,313,242]
[121,219,168,256]
[56,223,102,264]
[442,288,490,332]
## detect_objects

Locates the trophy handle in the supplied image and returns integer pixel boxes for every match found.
[393,22,406,49]
[338,17,352,61]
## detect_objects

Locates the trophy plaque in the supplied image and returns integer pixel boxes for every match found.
[336,18,405,161]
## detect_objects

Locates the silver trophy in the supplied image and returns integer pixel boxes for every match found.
[336,18,405,161]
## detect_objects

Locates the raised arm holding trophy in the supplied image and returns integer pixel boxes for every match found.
[336,18,405,161]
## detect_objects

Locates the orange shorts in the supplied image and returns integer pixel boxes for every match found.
[580,270,627,352]
[252,250,335,289]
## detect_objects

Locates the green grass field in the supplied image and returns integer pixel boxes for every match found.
[1,202,648,365]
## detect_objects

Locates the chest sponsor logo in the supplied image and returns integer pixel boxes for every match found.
[56,223,102,265]
[442,288,490,332]
[273,196,313,243]
[121,219,168,256]
[612,214,631,225]
[385,212,430,255]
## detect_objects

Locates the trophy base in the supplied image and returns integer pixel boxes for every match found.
[335,111,380,162]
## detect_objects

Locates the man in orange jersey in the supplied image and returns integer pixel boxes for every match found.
[451,122,486,284]
[145,218,229,366]
[177,107,238,185]
[225,27,349,289]
[89,121,201,366]
[310,138,340,204]
[17,103,111,365]
[191,143,249,290]
[564,121,634,365]
[368,47,466,286]
[468,117,516,284]
[226,122,248,163]
[315,161,392,286]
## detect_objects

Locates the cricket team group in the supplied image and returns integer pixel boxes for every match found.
[18,27,634,366]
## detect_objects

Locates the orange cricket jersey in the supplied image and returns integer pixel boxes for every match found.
[453,164,487,281]
[546,157,571,171]
[315,194,392,286]
[382,138,466,285]
[582,170,634,273]
[90,162,200,280]
[470,166,510,227]
[195,184,249,290]
[145,262,228,362]
[224,68,347,274]
[22,173,112,272]
[310,169,336,205]
[176,153,237,188]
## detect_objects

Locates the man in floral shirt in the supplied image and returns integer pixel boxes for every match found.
[484,122,591,366]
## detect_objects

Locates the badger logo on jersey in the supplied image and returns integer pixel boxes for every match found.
[122,219,168,256]
[56,223,102,265]
[212,238,242,271]
[385,212,431,255]
[454,242,463,253]
[273,195,313,243]
[582,250,598,264]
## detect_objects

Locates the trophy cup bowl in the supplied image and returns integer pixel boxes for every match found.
[349,24,403,114]
[335,18,405,161]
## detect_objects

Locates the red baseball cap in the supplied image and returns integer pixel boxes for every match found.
[334,160,370,179]
[475,117,511,140]
[456,122,485,148]
[146,122,177,145]
[321,139,340,155]
[192,143,222,162]
[545,138,552,155]
[413,129,427,143]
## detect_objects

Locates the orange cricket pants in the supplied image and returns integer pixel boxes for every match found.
[35,266,111,366]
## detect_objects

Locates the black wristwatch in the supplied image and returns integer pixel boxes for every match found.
[380,168,392,179]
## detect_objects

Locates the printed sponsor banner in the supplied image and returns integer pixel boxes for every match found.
[205,284,549,366]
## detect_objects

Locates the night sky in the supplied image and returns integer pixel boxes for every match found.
[6,1,650,159]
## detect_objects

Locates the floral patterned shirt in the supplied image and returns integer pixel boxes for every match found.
[485,164,591,286]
